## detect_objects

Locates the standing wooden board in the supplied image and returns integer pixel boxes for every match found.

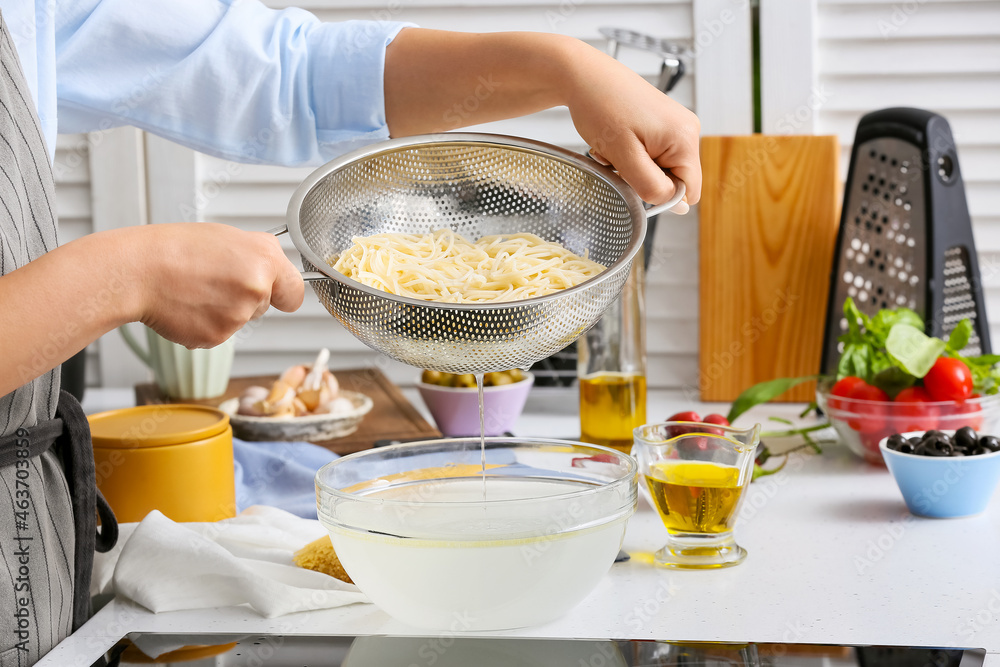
[699,135,839,402]
[135,367,440,455]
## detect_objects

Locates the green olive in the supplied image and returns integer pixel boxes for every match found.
[422,370,444,385]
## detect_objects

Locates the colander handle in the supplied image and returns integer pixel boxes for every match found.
[584,150,686,217]
[643,175,686,218]
[267,224,330,282]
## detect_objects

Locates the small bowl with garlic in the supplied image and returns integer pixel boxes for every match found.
[219,349,373,442]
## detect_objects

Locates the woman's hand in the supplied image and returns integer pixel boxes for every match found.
[562,46,701,214]
[133,223,304,348]
[385,30,701,213]
[0,223,303,396]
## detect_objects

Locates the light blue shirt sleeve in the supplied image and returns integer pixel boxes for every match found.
[54,0,414,166]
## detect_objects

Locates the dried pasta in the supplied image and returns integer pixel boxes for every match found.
[331,229,605,303]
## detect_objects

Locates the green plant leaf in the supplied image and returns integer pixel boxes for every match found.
[842,297,868,338]
[726,375,819,424]
[947,319,973,353]
[963,354,1000,367]
[885,323,946,378]
[870,350,894,377]
[752,457,788,481]
[870,308,923,339]
[870,366,917,398]
[959,353,1000,395]
[837,343,871,381]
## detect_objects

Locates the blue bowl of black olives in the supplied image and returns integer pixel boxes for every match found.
[880,428,1000,518]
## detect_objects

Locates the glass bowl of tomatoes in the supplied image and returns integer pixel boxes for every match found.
[817,375,1000,466]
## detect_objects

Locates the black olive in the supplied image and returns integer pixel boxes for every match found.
[979,435,1000,452]
[933,441,954,456]
[920,432,942,448]
[908,436,923,446]
[914,441,936,456]
[886,434,908,451]
[955,426,979,450]
[898,442,915,454]
[973,447,990,456]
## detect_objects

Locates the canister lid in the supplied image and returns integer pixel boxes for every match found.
[88,405,230,448]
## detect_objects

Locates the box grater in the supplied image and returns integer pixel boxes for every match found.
[821,107,991,374]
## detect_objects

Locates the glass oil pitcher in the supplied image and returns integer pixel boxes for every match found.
[578,258,647,452]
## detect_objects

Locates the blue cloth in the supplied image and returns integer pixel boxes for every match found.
[232,438,338,519]
[0,0,412,162]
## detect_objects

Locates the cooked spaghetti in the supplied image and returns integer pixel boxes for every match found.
[331,229,605,303]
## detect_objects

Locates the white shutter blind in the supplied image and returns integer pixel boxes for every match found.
[814,0,1000,350]
[53,134,101,385]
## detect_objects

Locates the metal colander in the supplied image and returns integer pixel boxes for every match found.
[279,133,683,375]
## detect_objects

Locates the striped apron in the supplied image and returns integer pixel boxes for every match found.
[0,11,117,666]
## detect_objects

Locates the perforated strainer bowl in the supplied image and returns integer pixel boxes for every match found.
[279,133,684,375]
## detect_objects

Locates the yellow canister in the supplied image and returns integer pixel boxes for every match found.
[88,405,236,523]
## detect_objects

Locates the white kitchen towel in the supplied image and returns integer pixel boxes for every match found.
[92,505,369,617]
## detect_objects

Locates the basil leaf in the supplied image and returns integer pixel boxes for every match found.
[842,297,868,338]
[870,366,916,398]
[837,344,869,381]
[727,375,819,424]
[947,319,973,353]
[885,323,946,378]
[870,350,894,377]
[965,354,1000,368]
[870,308,923,340]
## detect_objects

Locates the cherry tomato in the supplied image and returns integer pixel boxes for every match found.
[923,357,973,402]
[698,413,731,438]
[892,386,937,432]
[667,411,701,423]
[845,382,890,434]
[938,393,983,432]
[859,430,891,466]
[830,376,867,412]
[831,376,866,397]
[703,413,730,426]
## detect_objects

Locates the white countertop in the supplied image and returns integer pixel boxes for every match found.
[42,389,1000,665]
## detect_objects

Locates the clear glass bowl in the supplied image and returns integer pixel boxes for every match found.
[315,438,637,631]
[817,383,1000,466]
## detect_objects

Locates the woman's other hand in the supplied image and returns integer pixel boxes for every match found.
[134,223,304,348]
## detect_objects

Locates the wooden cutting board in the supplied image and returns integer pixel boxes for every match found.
[135,367,440,455]
[699,135,840,402]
